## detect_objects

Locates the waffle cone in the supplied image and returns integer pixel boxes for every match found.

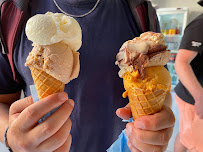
[122,66,171,120]
[30,68,65,99]
[125,87,167,119]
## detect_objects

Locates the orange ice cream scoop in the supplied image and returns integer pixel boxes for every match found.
[122,66,171,119]
[123,66,171,93]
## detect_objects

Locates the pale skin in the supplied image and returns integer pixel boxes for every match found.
[174,49,203,152]
[117,92,175,152]
[175,49,203,119]
[0,92,74,152]
[0,91,175,152]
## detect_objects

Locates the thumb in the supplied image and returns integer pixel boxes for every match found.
[116,103,132,120]
[9,96,34,123]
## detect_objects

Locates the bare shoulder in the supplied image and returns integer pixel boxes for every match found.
[0,91,21,105]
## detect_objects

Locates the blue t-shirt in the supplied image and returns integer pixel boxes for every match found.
[0,0,157,151]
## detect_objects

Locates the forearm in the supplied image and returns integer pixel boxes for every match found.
[175,61,202,100]
[0,103,10,143]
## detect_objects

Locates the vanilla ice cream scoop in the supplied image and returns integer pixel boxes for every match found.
[25,12,82,52]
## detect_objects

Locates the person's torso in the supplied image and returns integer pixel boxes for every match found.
[175,14,203,105]
[14,0,139,151]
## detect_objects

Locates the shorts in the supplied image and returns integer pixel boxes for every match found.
[175,94,203,152]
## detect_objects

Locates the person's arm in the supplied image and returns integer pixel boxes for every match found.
[175,49,202,100]
[0,92,73,152]
[175,49,203,118]
[0,92,21,143]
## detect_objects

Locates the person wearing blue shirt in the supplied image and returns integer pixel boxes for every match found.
[0,0,175,152]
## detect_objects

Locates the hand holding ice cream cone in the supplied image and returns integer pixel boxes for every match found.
[116,32,171,120]
[115,32,175,152]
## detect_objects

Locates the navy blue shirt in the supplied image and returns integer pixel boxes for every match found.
[175,14,203,105]
[0,0,157,151]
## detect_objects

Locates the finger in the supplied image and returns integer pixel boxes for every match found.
[15,92,68,131]
[9,96,34,124]
[9,96,34,116]
[116,103,132,120]
[30,99,74,144]
[127,140,141,152]
[126,123,173,145]
[126,129,167,152]
[37,118,72,151]
[134,105,175,131]
[54,135,72,152]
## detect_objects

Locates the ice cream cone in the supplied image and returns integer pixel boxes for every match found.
[116,32,171,120]
[123,87,168,119]
[30,68,65,99]
[122,66,171,120]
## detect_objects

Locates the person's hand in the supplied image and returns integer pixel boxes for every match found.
[7,92,74,152]
[194,89,203,119]
[116,93,175,152]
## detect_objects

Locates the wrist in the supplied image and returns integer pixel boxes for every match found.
[4,127,13,152]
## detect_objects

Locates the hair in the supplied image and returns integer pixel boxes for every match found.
[198,0,203,6]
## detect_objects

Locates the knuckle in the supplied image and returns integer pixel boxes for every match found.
[25,107,35,121]
[42,123,55,136]
[9,103,15,114]
[55,134,66,146]
[18,140,32,152]
[8,126,17,137]
[9,101,19,114]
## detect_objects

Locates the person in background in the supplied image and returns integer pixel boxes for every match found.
[0,0,175,152]
[174,1,203,152]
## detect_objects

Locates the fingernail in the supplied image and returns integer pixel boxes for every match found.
[134,121,145,129]
[58,92,67,101]
[69,99,75,107]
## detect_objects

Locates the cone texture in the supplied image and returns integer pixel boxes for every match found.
[30,68,65,99]
[127,88,167,119]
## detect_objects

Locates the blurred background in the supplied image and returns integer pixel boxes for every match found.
[151,0,202,151]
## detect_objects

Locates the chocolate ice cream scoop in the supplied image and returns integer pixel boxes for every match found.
[116,32,170,78]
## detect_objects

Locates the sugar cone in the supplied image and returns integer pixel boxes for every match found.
[124,87,167,119]
[30,68,65,99]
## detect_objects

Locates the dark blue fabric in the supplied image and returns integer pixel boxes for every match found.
[0,0,158,151]
[0,52,23,94]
